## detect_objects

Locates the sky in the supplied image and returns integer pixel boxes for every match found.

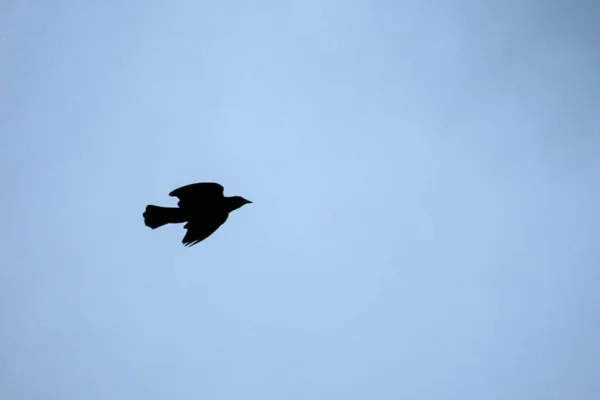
[1,0,599,399]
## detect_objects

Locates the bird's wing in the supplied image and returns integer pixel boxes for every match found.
[169,182,224,210]
[182,214,228,247]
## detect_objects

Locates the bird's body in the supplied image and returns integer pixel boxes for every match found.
[143,182,251,247]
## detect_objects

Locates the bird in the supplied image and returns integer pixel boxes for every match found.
[143,182,252,247]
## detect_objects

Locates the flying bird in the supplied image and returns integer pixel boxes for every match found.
[143,182,252,247]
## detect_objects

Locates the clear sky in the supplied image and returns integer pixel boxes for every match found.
[1,0,599,399]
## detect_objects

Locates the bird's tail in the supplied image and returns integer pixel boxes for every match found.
[143,205,186,229]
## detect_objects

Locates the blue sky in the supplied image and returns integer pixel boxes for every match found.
[1,0,599,399]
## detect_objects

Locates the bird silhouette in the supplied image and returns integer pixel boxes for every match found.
[143,182,252,247]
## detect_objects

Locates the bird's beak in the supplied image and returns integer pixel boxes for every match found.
[246,200,253,204]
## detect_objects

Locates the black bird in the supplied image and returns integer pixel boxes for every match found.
[143,182,252,247]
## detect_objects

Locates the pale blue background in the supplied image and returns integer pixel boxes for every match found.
[1,1,599,399]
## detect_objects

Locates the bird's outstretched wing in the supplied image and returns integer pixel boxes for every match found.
[182,214,228,247]
[169,182,224,210]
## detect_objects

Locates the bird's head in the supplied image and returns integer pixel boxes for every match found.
[227,196,253,211]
